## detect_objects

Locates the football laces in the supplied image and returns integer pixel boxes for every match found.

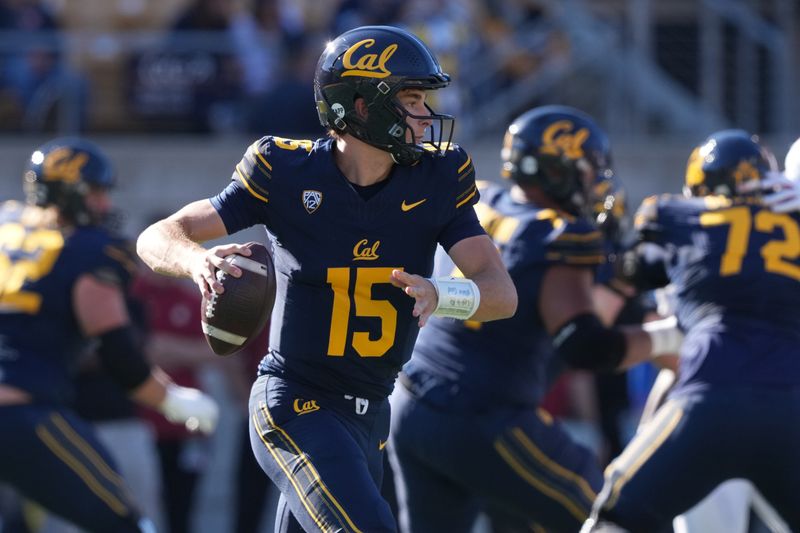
[205,269,228,319]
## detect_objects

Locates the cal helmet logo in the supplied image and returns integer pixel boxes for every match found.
[341,39,397,79]
[732,160,760,185]
[302,190,322,214]
[353,239,380,261]
[540,120,590,159]
[41,148,89,184]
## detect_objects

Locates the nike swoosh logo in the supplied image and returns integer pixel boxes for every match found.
[379,440,388,450]
[401,199,427,212]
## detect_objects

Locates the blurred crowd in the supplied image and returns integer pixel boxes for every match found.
[0,0,566,135]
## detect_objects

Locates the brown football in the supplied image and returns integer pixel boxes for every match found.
[200,242,276,356]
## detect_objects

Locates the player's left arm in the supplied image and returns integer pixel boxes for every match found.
[73,262,219,433]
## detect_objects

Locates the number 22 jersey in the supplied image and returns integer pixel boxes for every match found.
[0,201,136,404]
[210,136,484,399]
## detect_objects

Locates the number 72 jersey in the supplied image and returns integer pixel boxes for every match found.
[634,194,800,388]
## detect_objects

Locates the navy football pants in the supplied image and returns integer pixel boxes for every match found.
[389,381,602,533]
[596,386,800,532]
[0,404,146,532]
[249,374,396,533]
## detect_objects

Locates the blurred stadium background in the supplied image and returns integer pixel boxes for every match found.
[0,0,797,531]
[0,0,797,235]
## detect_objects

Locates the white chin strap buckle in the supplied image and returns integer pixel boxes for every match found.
[429,277,480,320]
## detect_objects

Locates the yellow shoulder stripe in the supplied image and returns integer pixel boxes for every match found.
[458,156,472,174]
[546,253,605,264]
[564,255,606,264]
[249,141,272,172]
[456,187,477,208]
[104,246,137,273]
[236,164,269,204]
[556,231,602,242]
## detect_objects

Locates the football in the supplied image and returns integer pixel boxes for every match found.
[201,242,276,356]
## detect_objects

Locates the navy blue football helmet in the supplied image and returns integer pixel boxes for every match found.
[23,137,116,225]
[501,105,614,218]
[684,129,777,198]
[314,25,454,166]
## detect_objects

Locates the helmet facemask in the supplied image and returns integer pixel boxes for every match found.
[317,78,453,165]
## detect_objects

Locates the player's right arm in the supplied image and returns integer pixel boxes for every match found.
[136,199,250,299]
[139,137,278,297]
[540,261,679,373]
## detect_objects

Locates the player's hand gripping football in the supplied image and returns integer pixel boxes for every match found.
[391,270,438,328]
[191,243,252,299]
[159,384,220,434]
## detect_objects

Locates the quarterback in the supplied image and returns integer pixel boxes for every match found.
[137,25,516,532]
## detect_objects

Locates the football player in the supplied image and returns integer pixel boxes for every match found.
[387,106,681,533]
[583,130,800,532]
[136,25,517,533]
[0,138,219,533]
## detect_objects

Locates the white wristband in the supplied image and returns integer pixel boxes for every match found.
[429,277,480,320]
[642,316,683,357]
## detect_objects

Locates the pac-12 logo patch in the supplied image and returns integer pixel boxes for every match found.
[302,190,322,214]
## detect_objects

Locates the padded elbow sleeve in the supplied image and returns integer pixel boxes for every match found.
[96,326,152,391]
[552,313,627,372]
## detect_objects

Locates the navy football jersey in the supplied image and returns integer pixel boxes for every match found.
[0,201,136,403]
[210,136,484,399]
[634,194,800,390]
[405,182,605,408]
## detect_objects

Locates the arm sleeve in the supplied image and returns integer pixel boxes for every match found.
[552,313,627,372]
[96,325,152,391]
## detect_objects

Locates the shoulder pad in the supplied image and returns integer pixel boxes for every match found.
[446,145,478,211]
[77,231,137,287]
[543,213,605,266]
[233,136,317,205]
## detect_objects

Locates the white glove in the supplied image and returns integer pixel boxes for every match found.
[748,171,800,213]
[643,315,683,357]
[159,384,220,434]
